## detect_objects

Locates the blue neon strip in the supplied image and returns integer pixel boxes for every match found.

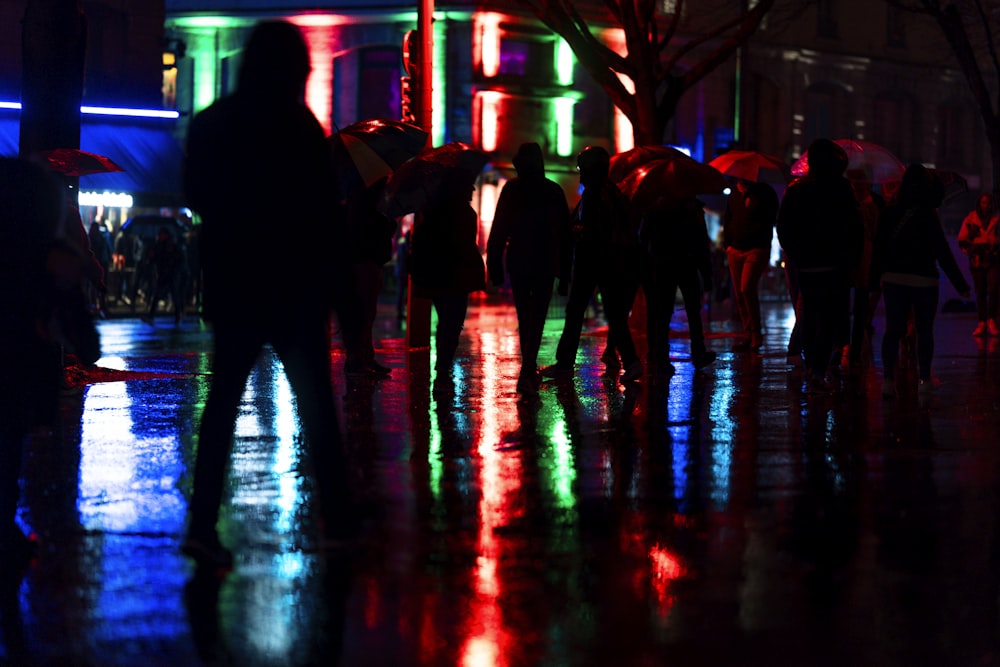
[0,101,179,119]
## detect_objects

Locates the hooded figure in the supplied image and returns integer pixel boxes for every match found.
[486,142,571,394]
[776,138,864,393]
[181,20,355,568]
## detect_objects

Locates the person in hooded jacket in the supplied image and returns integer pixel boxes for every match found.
[540,145,643,384]
[181,20,355,568]
[486,142,571,396]
[957,192,1000,336]
[777,138,864,393]
[873,163,971,398]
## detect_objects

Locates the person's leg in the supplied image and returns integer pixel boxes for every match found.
[553,260,597,369]
[186,324,263,545]
[678,269,712,363]
[272,316,353,535]
[880,282,911,385]
[911,285,939,383]
[432,292,469,372]
[973,267,988,330]
[740,248,769,347]
[599,270,640,373]
[849,287,871,365]
[726,247,750,336]
[986,265,1000,328]
[511,272,553,376]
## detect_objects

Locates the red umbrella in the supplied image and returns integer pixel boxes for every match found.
[709,150,789,184]
[609,145,692,183]
[380,142,489,218]
[790,139,905,185]
[616,156,726,215]
[36,148,124,177]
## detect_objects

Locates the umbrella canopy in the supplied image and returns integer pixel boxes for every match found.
[608,145,692,183]
[709,150,789,184]
[616,156,727,215]
[36,148,124,177]
[380,142,489,218]
[790,139,905,185]
[330,118,428,200]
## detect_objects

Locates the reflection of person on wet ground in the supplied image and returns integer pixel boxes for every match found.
[777,138,863,394]
[872,163,971,399]
[181,20,356,568]
[0,157,101,566]
[723,178,778,350]
[540,146,643,384]
[344,176,396,377]
[640,195,717,378]
[486,142,571,397]
[408,172,486,389]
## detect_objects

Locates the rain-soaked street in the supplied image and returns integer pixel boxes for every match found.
[4,292,1000,666]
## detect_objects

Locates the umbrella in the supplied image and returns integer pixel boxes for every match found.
[330,118,428,200]
[36,148,124,177]
[609,145,692,182]
[380,142,489,218]
[709,150,789,184]
[930,168,968,204]
[616,156,727,215]
[790,139,905,185]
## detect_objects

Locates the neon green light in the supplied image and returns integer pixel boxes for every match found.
[433,18,447,146]
[555,97,575,157]
[556,39,574,86]
[550,420,576,509]
[170,16,243,30]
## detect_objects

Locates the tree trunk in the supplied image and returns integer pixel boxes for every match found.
[19,0,87,158]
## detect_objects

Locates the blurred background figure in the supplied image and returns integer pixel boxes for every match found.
[141,225,188,326]
[957,192,999,336]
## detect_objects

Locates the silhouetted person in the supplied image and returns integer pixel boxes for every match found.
[958,192,999,336]
[640,195,717,376]
[486,142,571,396]
[344,176,396,376]
[0,157,100,565]
[540,145,643,384]
[181,20,355,567]
[88,220,112,316]
[408,171,486,388]
[777,138,863,394]
[845,169,882,368]
[873,163,971,398]
[141,226,187,325]
[723,178,778,350]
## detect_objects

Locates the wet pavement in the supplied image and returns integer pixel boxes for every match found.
[4,293,1000,666]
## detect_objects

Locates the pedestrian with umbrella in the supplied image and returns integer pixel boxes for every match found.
[486,142,571,396]
[540,145,643,384]
[383,142,488,389]
[777,138,864,394]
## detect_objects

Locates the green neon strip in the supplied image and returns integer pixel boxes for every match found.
[556,38,574,86]
[433,17,447,146]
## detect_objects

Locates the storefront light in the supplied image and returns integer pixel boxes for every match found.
[479,91,502,153]
[0,101,178,119]
[80,191,134,208]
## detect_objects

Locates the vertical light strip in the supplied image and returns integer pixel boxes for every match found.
[433,16,447,146]
[479,91,502,153]
[554,97,575,157]
[556,38,574,86]
[477,12,502,78]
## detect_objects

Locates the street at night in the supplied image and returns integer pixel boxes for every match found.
[3,295,1000,666]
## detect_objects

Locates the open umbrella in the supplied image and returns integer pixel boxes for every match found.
[36,148,124,177]
[790,139,905,185]
[380,142,489,218]
[330,118,428,200]
[709,150,789,184]
[608,145,692,183]
[616,156,727,215]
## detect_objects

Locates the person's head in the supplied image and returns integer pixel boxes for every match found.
[846,168,872,202]
[806,138,848,178]
[897,163,944,208]
[576,145,610,187]
[976,193,993,216]
[512,142,545,180]
[238,20,311,102]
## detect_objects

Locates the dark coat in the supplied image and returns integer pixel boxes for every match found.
[723,181,779,251]
[410,196,486,296]
[777,174,863,272]
[640,197,713,284]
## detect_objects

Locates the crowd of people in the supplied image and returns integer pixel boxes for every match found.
[4,19,996,572]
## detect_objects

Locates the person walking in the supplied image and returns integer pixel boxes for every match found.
[540,146,643,384]
[141,226,188,325]
[408,170,486,387]
[874,164,972,398]
[777,138,864,393]
[486,142,571,396]
[640,195,717,376]
[0,157,100,565]
[87,220,113,317]
[723,178,779,350]
[844,170,883,368]
[343,176,396,376]
[957,192,1000,336]
[181,20,356,568]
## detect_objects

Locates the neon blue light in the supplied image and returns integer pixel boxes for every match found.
[0,101,179,119]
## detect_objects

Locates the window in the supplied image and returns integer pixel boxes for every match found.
[887,6,906,48]
[873,93,916,162]
[356,47,403,122]
[937,103,967,167]
[498,36,555,82]
[817,0,838,39]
